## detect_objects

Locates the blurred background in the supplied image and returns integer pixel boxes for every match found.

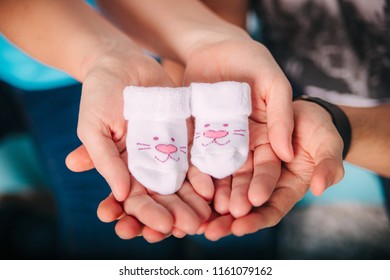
[1,0,389,259]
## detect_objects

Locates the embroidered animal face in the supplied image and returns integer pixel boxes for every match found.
[194,121,246,147]
[137,136,187,163]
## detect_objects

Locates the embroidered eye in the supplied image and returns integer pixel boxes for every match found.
[171,137,175,142]
[223,123,229,127]
[153,136,159,141]
[204,124,210,128]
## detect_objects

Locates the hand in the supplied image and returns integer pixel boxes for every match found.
[67,80,212,240]
[184,34,294,162]
[200,100,345,240]
[66,44,176,201]
[187,118,281,219]
[182,34,294,211]
[96,179,211,242]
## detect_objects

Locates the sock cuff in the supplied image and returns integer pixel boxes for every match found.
[123,86,190,120]
[190,81,252,118]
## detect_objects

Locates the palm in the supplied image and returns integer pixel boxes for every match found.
[76,51,176,200]
[202,101,345,239]
[184,37,294,162]
[67,51,212,240]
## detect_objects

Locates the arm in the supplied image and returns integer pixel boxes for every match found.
[202,102,390,240]
[97,0,294,161]
[342,104,390,178]
[97,0,293,219]
[200,0,249,28]
[160,0,249,85]
[2,0,211,238]
[0,0,136,81]
[95,0,248,63]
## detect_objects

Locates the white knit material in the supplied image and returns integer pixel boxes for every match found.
[123,86,190,195]
[190,82,252,179]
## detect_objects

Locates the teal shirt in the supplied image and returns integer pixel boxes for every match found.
[0,0,97,91]
[0,35,77,91]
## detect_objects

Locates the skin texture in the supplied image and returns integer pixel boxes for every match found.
[69,0,389,240]
[5,0,387,241]
[89,0,294,225]
[1,0,211,238]
[69,100,346,241]
[95,0,295,163]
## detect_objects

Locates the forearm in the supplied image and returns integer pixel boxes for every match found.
[0,0,137,81]
[96,0,249,63]
[341,104,390,178]
[201,0,249,28]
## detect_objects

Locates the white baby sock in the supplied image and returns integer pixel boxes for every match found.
[190,81,252,179]
[123,86,190,195]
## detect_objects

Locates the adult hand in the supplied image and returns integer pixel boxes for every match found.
[184,34,294,162]
[97,179,211,242]
[94,0,294,213]
[67,79,211,240]
[187,117,281,219]
[200,100,345,240]
[96,0,294,161]
[183,35,293,213]
[66,44,175,202]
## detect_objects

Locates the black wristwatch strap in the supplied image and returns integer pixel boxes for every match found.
[295,95,351,159]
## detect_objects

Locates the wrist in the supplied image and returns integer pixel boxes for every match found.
[178,23,250,63]
[294,96,352,159]
[80,37,140,81]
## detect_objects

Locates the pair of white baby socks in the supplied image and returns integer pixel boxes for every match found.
[124,82,252,195]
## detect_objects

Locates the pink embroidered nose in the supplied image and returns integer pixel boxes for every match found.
[203,130,228,139]
[155,144,178,154]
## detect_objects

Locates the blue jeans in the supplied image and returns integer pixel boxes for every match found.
[8,82,277,259]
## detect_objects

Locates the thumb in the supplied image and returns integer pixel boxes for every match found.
[310,157,344,196]
[258,80,294,162]
[78,127,130,202]
[65,145,95,172]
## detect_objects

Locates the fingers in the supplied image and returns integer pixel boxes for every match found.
[65,145,95,172]
[152,190,201,235]
[78,127,130,201]
[123,177,173,234]
[177,181,212,222]
[204,214,234,241]
[187,165,214,201]
[232,172,306,236]
[114,215,143,240]
[172,228,187,239]
[213,176,232,215]
[311,131,344,196]
[311,157,344,196]
[105,179,208,241]
[97,193,125,223]
[229,154,253,218]
[142,227,170,243]
[111,182,208,241]
[248,143,280,207]
[263,81,294,163]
